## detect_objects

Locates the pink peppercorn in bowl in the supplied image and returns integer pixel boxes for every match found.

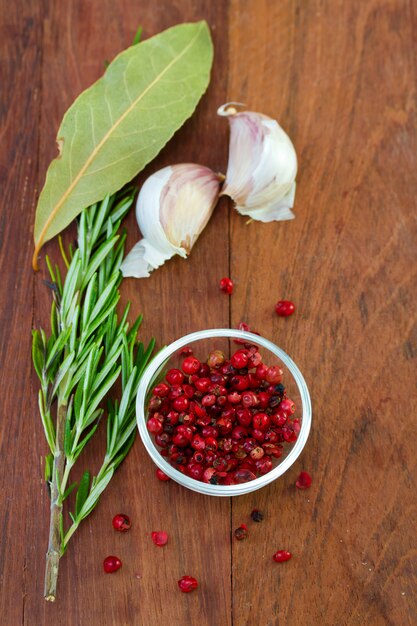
[136,329,312,497]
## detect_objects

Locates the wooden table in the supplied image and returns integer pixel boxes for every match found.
[1,1,416,624]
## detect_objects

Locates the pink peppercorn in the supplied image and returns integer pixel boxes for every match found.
[219,277,234,295]
[295,471,312,489]
[275,300,296,317]
[178,575,198,593]
[272,550,292,562]
[151,531,168,547]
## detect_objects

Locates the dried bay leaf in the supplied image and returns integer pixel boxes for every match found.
[33,21,213,269]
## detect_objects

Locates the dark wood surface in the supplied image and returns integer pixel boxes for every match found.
[1,1,416,624]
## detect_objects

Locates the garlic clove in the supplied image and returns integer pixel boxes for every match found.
[218,104,297,222]
[121,164,221,278]
[159,164,220,253]
[119,239,176,278]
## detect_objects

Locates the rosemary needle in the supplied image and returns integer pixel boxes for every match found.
[32,189,154,601]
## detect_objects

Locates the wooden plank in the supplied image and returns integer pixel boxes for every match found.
[24,1,232,625]
[0,1,45,624]
[228,0,417,625]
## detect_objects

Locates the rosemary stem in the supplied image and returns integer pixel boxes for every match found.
[44,400,67,602]
[60,462,73,501]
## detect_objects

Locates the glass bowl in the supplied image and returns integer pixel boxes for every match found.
[136,328,312,496]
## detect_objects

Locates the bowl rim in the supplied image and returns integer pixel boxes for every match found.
[136,328,312,496]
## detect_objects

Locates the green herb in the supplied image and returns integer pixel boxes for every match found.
[32,189,155,601]
[33,21,213,268]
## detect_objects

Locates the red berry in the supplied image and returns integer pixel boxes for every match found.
[166,368,184,385]
[201,425,219,439]
[282,425,298,442]
[205,436,218,451]
[182,356,201,375]
[252,428,265,442]
[178,575,198,593]
[186,462,204,480]
[219,277,234,295]
[250,446,264,460]
[179,346,193,356]
[217,417,233,435]
[173,396,189,412]
[231,375,249,391]
[228,391,242,404]
[234,524,248,540]
[257,391,270,408]
[241,390,258,408]
[156,468,170,481]
[148,396,162,411]
[165,410,179,426]
[243,437,257,453]
[192,451,205,464]
[295,471,312,489]
[202,394,216,407]
[255,456,272,474]
[236,408,252,427]
[264,428,279,443]
[103,556,122,573]
[195,377,211,393]
[151,531,168,547]
[153,383,170,397]
[234,469,257,483]
[207,349,226,367]
[255,364,268,380]
[252,412,270,431]
[272,550,292,562]
[279,398,296,415]
[147,416,163,435]
[203,467,217,483]
[265,366,284,384]
[231,350,249,369]
[191,434,206,450]
[155,432,171,448]
[182,384,195,399]
[112,513,131,532]
[231,426,248,441]
[271,410,287,427]
[275,300,296,317]
[198,363,210,377]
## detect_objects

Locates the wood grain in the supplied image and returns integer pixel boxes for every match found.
[1,0,416,625]
[228,1,417,625]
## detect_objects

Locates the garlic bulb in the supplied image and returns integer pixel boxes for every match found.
[218,103,297,222]
[121,164,221,278]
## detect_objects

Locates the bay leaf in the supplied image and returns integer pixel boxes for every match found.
[33,21,213,269]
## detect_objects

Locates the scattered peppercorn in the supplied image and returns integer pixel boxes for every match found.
[295,471,312,489]
[156,468,171,481]
[103,555,122,573]
[112,513,131,532]
[275,300,296,317]
[272,550,292,563]
[178,575,198,592]
[179,346,193,356]
[151,531,168,547]
[234,524,249,540]
[219,277,234,295]
[250,509,264,522]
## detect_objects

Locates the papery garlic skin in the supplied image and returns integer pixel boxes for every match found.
[218,104,297,222]
[121,164,221,278]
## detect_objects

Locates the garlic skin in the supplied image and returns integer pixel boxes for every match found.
[218,104,297,222]
[121,164,221,278]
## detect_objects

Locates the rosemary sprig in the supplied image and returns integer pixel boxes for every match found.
[32,190,154,601]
